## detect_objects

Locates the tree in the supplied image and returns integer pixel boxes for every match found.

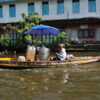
[0,12,42,48]
[0,24,19,34]
[18,12,41,34]
[51,32,73,48]
[17,12,42,45]
[0,12,41,35]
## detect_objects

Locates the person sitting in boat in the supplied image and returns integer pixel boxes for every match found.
[55,44,67,60]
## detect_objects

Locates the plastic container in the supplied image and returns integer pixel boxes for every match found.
[26,45,36,61]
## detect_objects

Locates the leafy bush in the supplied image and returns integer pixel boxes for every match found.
[52,32,73,48]
[0,12,42,50]
[33,39,43,46]
[24,34,32,45]
[0,34,11,47]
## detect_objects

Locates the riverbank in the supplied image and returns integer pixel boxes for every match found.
[1,43,100,53]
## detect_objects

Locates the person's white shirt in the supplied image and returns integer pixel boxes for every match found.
[58,48,67,60]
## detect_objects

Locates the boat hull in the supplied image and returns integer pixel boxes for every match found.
[0,57,99,69]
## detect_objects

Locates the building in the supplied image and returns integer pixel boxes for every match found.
[0,0,100,43]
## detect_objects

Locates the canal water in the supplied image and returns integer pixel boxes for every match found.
[0,52,100,100]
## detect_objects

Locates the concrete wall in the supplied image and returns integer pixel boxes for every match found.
[69,0,100,19]
[0,0,100,23]
[65,28,78,40]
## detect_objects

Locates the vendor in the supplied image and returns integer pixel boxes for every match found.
[56,44,67,60]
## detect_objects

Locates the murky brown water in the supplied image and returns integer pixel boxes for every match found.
[0,52,100,100]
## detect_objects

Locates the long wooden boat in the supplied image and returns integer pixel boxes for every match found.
[0,56,99,69]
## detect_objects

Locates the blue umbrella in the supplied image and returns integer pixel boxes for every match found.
[25,25,60,35]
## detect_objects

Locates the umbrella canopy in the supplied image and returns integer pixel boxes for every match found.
[25,25,60,35]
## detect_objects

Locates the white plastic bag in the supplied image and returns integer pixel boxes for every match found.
[37,46,50,61]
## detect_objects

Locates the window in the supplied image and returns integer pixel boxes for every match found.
[9,4,16,17]
[42,1,49,15]
[84,30,89,38]
[10,33,17,44]
[88,0,96,12]
[78,29,95,38]
[57,0,64,14]
[89,30,94,38]
[0,5,3,18]
[28,3,35,15]
[72,0,80,13]
[78,30,83,38]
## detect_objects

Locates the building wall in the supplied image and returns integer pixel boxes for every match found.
[65,27,100,42]
[0,0,100,23]
[65,28,78,40]
[96,28,100,41]
[69,0,100,19]
[0,0,100,42]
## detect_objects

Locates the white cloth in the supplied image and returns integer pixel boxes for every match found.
[66,54,74,60]
[18,56,26,61]
[58,48,67,60]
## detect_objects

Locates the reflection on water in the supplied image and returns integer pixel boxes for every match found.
[0,62,100,100]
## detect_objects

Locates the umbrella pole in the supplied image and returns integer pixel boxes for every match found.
[41,34,43,45]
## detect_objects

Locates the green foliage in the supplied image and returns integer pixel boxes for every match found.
[18,12,42,34]
[0,12,41,36]
[16,12,42,46]
[52,32,72,47]
[0,24,19,34]
[0,34,11,47]
[15,35,23,46]
[33,39,42,46]
[0,12,42,49]
[24,34,32,45]
[24,34,43,46]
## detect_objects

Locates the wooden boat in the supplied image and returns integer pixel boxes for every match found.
[0,56,99,69]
